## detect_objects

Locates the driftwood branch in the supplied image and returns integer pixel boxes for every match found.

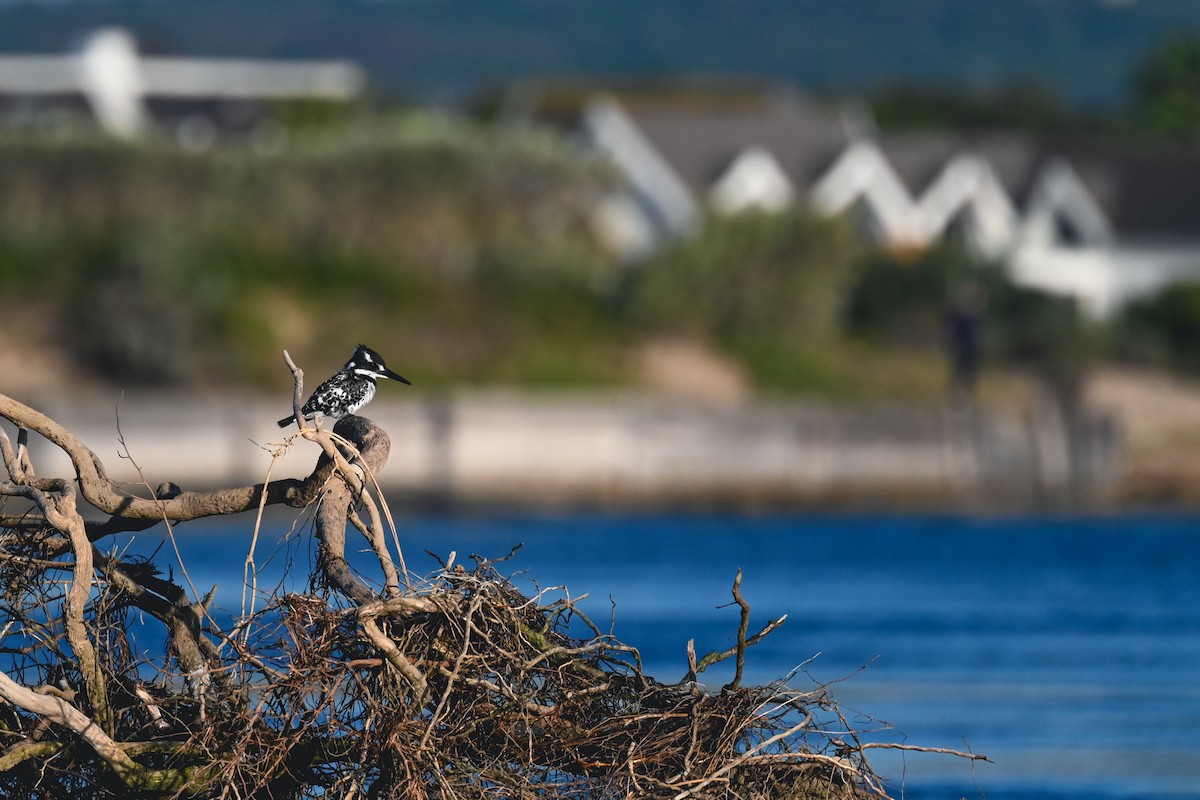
[283,349,306,430]
[0,392,340,537]
[92,548,208,677]
[0,383,402,793]
[0,669,204,793]
[0,479,112,734]
[309,416,393,604]
[0,389,985,799]
[279,350,404,599]
[688,570,787,683]
[860,742,993,762]
[358,600,430,704]
[731,568,749,689]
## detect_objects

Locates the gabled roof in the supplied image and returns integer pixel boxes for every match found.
[520,78,860,250]
[520,77,1200,258]
[1053,142,1200,240]
[708,145,795,213]
[968,133,1043,201]
[580,96,700,238]
[614,86,855,194]
[509,78,858,193]
[809,139,926,247]
[879,130,1042,199]
[1017,156,1115,248]
[877,132,961,196]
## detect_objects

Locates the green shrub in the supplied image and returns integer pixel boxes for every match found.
[844,246,1095,391]
[628,210,858,342]
[1116,282,1200,374]
[0,122,621,388]
[842,248,973,349]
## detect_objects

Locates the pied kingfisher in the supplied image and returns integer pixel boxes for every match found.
[277,344,411,428]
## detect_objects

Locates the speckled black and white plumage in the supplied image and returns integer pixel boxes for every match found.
[277,344,410,427]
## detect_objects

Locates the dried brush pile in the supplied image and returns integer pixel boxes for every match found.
[216,558,882,800]
[0,375,984,799]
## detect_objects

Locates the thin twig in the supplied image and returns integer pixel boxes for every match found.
[861,741,993,762]
[419,593,482,749]
[283,349,305,430]
[730,568,749,689]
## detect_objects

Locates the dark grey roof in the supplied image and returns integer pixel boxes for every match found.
[968,132,1043,199]
[1054,142,1200,239]
[877,132,960,194]
[878,130,1042,198]
[614,88,853,194]
[512,77,1200,241]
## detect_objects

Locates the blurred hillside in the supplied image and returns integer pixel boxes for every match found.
[6,112,1200,505]
[6,8,1200,511]
[0,118,626,392]
[0,112,1140,406]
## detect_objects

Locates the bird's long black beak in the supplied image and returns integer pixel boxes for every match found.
[382,367,411,385]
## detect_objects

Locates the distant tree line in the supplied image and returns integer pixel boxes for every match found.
[870,34,1200,141]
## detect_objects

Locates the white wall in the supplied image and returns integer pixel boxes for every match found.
[8,393,1116,507]
[1009,241,1200,318]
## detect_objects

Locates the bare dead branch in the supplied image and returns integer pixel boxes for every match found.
[0,479,112,733]
[693,614,788,679]
[0,393,985,800]
[860,742,993,762]
[283,349,306,430]
[0,392,343,534]
[310,416,393,604]
[0,669,203,793]
[731,568,749,689]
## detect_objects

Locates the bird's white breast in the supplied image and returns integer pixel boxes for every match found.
[349,380,376,413]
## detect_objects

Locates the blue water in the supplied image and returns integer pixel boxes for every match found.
[122,512,1200,800]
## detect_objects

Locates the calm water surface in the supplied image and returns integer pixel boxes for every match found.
[137,512,1200,800]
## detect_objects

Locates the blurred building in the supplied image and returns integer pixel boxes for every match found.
[509,80,1200,319]
[0,27,364,146]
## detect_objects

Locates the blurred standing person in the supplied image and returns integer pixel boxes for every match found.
[945,279,986,402]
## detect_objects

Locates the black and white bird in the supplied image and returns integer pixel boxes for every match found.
[277,344,411,428]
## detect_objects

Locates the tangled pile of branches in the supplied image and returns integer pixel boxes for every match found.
[0,361,985,799]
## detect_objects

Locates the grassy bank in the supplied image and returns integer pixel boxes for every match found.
[0,118,628,388]
[0,116,1110,405]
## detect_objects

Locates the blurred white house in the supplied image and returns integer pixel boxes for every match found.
[509,81,1200,319]
[0,27,364,145]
